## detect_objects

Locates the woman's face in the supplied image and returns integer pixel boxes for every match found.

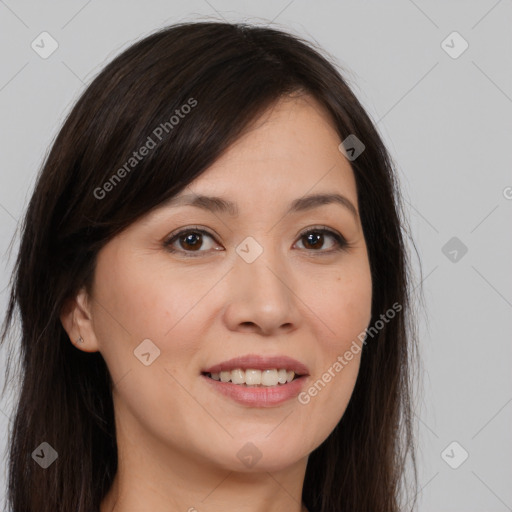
[71,94,372,474]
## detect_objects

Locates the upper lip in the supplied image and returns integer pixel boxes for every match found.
[202,354,310,376]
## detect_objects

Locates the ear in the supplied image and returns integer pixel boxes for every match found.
[60,287,100,353]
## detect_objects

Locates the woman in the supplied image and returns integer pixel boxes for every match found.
[1,21,419,512]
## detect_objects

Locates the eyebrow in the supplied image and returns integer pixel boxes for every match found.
[163,192,359,220]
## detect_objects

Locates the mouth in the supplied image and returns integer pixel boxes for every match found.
[202,368,303,387]
[200,354,309,406]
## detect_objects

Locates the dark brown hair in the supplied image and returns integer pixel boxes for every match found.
[1,21,420,512]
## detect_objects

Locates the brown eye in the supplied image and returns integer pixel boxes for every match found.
[179,231,203,251]
[164,225,348,258]
[296,228,348,253]
[164,228,221,256]
[302,231,324,250]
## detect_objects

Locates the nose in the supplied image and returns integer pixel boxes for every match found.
[222,244,302,336]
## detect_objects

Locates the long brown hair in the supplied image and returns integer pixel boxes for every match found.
[1,21,420,511]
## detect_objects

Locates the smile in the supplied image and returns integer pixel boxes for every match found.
[201,354,309,407]
[204,368,298,387]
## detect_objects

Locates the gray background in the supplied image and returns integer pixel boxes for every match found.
[1,1,511,511]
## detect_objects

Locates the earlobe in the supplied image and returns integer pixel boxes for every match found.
[59,288,100,353]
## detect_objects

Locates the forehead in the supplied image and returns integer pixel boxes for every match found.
[187,94,358,203]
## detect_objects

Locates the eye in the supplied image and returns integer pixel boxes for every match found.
[294,226,349,253]
[163,226,222,256]
[163,225,349,257]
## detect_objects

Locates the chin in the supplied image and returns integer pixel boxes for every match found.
[219,438,309,474]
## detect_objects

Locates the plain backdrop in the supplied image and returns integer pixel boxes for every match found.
[1,1,511,511]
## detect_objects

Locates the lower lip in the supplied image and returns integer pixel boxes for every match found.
[201,374,307,407]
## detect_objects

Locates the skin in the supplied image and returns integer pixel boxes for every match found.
[61,93,373,512]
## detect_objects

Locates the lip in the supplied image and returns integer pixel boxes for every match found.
[201,354,310,408]
[201,374,308,407]
[202,354,310,375]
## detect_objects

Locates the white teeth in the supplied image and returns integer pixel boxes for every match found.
[230,368,245,385]
[245,369,261,385]
[206,368,298,386]
[261,369,278,386]
[277,369,287,384]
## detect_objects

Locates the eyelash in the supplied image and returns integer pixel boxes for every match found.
[163,225,350,257]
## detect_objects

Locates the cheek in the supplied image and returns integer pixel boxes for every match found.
[324,262,371,383]
[93,249,209,340]
[91,251,211,390]
[90,256,213,438]
[306,257,373,350]
[292,258,371,444]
